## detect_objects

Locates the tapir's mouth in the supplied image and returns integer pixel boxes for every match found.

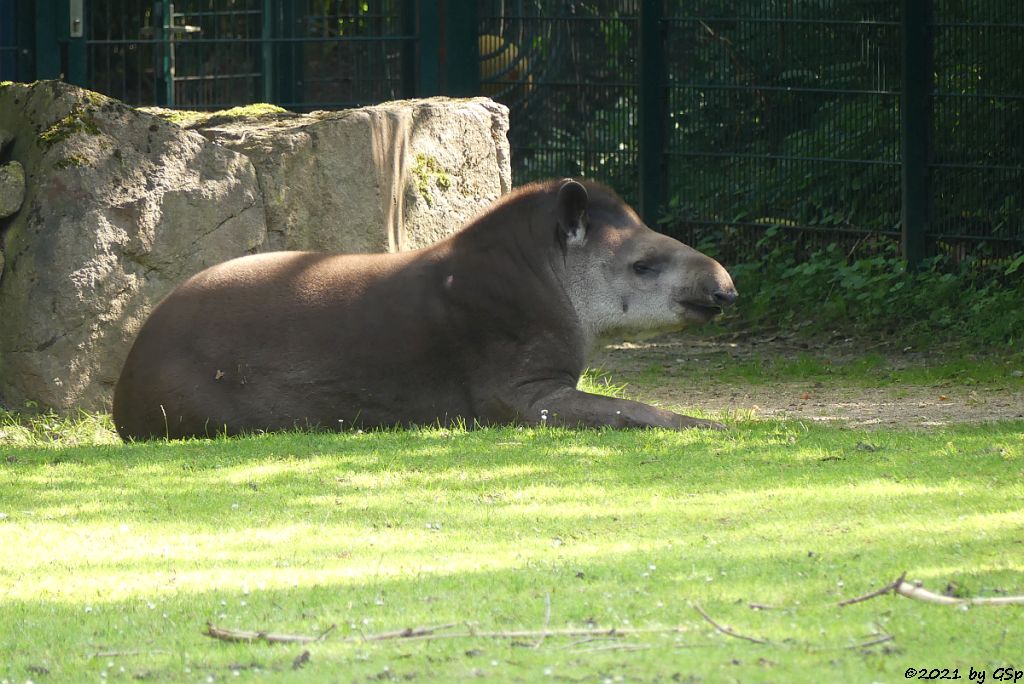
[676,300,722,321]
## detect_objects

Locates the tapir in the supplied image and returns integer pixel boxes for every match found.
[113,179,737,440]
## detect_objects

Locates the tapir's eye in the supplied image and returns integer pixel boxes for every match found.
[632,261,658,276]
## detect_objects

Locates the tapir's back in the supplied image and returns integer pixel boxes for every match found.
[112,250,465,439]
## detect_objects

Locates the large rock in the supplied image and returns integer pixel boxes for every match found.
[0,81,267,411]
[184,98,511,252]
[0,161,25,218]
[0,82,511,411]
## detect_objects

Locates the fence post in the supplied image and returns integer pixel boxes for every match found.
[33,0,61,79]
[153,0,172,106]
[417,0,441,96]
[442,0,478,96]
[66,0,85,86]
[399,0,416,98]
[639,0,665,227]
[260,0,273,102]
[901,0,933,267]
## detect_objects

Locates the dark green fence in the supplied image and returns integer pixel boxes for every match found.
[79,0,416,110]
[7,0,1023,263]
[659,2,905,261]
[482,1,1023,263]
[479,1,640,206]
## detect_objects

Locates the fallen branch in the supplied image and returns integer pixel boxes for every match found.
[88,650,171,659]
[533,592,553,649]
[358,623,459,642]
[356,625,690,643]
[572,643,653,653]
[692,603,768,645]
[838,572,907,607]
[896,581,1024,606]
[848,634,895,649]
[839,573,1024,607]
[204,622,336,644]
[204,619,694,646]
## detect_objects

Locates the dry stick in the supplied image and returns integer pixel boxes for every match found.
[692,603,768,645]
[358,623,459,642]
[838,571,908,607]
[533,593,553,649]
[838,573,1024,607]
[88,650,172,659]
[572,643,653,653]
[895,581,1024,606]
[357,625,690,643]
[204,622,336,645]
[849,634,895,650]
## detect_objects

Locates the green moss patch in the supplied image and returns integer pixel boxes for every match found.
[38,109,101,148]
[412,153,451,206]
[142,103,289,129]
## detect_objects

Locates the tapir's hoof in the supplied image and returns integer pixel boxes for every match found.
[678,417,727,431]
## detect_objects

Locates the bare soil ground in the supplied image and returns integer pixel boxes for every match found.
[591,334,1024,429]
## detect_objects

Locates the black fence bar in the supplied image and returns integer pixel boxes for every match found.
[638,0,664,225]
[901,0,933,266]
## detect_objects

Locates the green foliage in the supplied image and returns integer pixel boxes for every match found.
[576,367,628,398]
[718,230,1024,349]
[0,408,118,447]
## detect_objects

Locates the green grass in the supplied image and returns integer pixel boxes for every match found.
[1,416,1022,682]
[635,350,1024,389]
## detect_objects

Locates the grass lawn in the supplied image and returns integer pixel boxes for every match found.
[1,366,1022,682]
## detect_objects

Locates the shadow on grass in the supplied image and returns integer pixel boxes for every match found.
[2,420,1023,680]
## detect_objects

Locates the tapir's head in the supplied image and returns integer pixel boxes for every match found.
[555,179,737,344]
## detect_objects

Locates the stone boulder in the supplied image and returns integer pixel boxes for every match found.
[164,98,511,253]
[0,81,511,411]
[0,81,267,411]
[0,161,25,219]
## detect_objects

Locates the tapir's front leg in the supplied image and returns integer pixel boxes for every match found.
[524,387,725,431]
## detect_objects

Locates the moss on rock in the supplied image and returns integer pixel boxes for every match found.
[141,103,289,129]
[412,153,451,206]
[38,109,101,148]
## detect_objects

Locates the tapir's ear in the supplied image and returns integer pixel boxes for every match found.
[557,179,588,244]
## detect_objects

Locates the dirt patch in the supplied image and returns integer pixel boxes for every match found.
[590,336,1024,429]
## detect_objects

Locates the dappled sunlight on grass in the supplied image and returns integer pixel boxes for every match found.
[1,421,1023,680]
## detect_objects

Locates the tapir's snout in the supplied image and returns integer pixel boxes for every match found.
[700,257,738,309]
[709,286,738,307]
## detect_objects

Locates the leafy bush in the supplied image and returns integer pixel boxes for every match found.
[715,230,1024,350]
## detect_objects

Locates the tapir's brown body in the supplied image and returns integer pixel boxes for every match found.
[113,180,736,440]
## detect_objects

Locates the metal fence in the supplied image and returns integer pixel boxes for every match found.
[660,3,904,261]
[479,1,640,206]
[929,1,1024,261]
[0,0,23,81]
[6,0,1023,263]
[76,0,414,110]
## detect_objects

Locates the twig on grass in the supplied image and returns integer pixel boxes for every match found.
[88,650,171,659]
[355,625,690,643]
[838,571,907,607]
[849,634,895,650]
[895,581,1024,606]
[839,573,1024,607]
[358,623,460,642]
[533,592,553,649]
[572,643,653,653]
[692,603,768,645]
[204,622,336,644]
[292,650,311,670]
